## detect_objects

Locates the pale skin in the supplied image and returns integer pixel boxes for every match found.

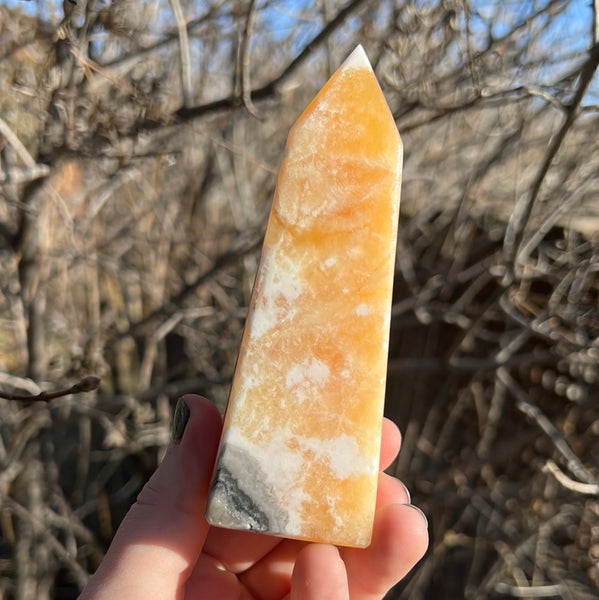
[79,395,429,600]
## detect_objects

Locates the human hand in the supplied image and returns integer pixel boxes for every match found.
[79,394,428,600]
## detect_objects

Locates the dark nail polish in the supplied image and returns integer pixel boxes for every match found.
[172,397,190,443]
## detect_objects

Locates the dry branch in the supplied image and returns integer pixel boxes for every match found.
[239,0,261,118]
[0,376,100,403]
[543,460,599,496]
[497,368,598,486]
[504,41,599,277]
[174,0,374,123]
[169,0,193,107]
[0,117,36,168]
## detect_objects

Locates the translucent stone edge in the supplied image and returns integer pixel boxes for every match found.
[340,44,372,71]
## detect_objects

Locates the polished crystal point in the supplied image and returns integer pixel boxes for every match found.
[205,45,402,548]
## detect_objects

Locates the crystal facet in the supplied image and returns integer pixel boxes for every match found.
[205,45,402,548]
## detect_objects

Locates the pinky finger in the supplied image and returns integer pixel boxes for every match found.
[290,544,349,600]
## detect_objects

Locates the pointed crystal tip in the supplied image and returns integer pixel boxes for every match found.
[341,44,372,71]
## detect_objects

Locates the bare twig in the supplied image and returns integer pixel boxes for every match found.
[69,45,143,100]
[543,459,599,496]
[494,582,565,598]
[0,117,36,168]
[99,1,226,70]
[240,0,261,118]
[387,351,555,373]
[0,376,100,403]
[477,374,507,458]
[169,0,193,107]
[1,494,90,588]
[0,164,50,185]
[503,41,599,277]
[175,0,374,121]
[105,234,262,347]
[0,372,41,395]
[498,368,598,486]
[516,179,591,266]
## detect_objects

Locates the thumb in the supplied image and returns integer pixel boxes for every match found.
[80,395,222,600]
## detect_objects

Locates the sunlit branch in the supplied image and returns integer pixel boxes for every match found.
[0,376,101,403]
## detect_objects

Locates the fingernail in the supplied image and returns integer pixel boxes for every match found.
[398,480,411,504]
[171,397,190,443]
[408,504,429,529]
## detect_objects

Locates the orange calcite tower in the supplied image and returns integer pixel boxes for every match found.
[205,45,402,548]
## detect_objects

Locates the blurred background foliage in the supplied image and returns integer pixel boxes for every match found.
[0,0,598,598]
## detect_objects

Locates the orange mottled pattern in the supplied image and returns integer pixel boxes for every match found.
[214,50,402,548]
